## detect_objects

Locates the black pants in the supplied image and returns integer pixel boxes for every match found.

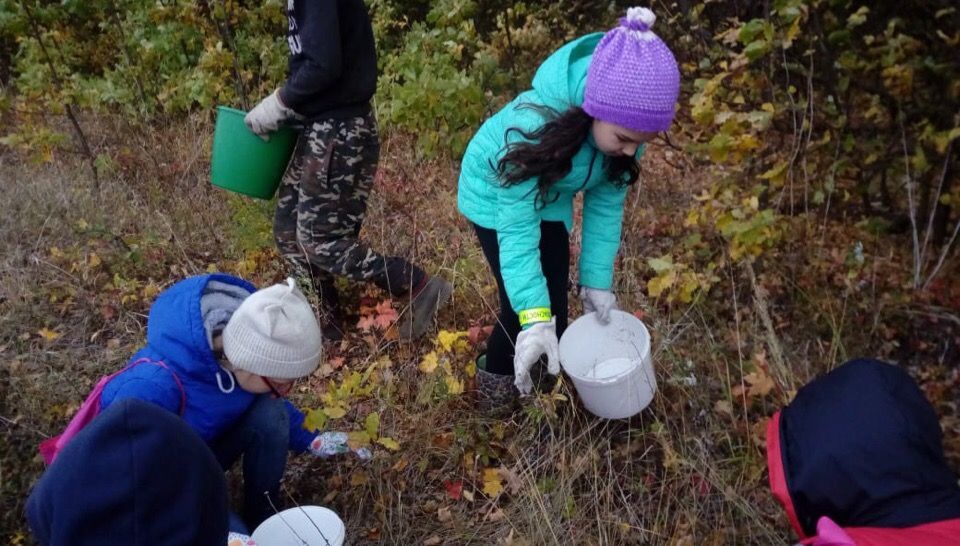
[473,222,570,375]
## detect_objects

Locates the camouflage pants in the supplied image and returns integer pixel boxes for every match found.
[274,113,425,303]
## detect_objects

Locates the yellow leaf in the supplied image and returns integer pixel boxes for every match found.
[76,219,89,230]
[377,437,400,451]
[303,408,327,432]
[482,468,504,497]
[88,252,102,268]
[37,328,62,342]
[142,282,161,301]
[647,270,677,298]
[323,405,347,419]
[436,330,468,353]
[365,412,380,440]
[419,351,439,373]
[444,375,464,396]
[348,431,371,449]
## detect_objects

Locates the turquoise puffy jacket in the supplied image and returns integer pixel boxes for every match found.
[457,33,643,315]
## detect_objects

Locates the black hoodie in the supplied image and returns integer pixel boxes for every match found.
[27,399,228,546]
[279,0,378,120]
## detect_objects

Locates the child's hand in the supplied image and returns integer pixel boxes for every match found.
[513,318,560,394]
[227,532,257,545]
[308,431,373,461]
[580,287,618,324]
[244,90,296,140]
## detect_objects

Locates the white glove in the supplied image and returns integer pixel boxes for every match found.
[580,287,618,324]
[308,432,373,461]
[227,532,257,545]
[513,318,560,395]
[244,90,297,140]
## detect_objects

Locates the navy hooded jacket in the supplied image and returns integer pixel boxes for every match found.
[99,274,316,452]
[279,0,377,120]
[768,358,960,544]
[27,399,229,545]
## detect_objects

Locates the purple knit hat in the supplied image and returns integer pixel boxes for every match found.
[583,7,680,133]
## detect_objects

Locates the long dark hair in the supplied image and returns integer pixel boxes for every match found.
[495,106,640,208]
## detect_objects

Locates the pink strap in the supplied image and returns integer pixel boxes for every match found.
[39,358,186,465]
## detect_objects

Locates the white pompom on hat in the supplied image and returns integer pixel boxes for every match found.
[223,278,322,379]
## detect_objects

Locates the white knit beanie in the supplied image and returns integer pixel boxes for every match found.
[222,278,322,379]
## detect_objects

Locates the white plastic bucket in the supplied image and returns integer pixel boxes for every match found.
[251,506,345,546]
[558,310,656,419]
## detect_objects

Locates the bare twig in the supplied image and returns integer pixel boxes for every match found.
[899,113,922,288]
[918,140,953,279]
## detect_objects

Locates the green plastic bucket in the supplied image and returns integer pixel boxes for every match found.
[211,106,298,200]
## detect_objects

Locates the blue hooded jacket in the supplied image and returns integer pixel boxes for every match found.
[27,399,229,545]
[100,274,316,452]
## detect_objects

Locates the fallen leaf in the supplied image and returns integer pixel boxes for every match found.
[444,480,463,500]
[423,536,442,546]
[444,375,464,395]
[437,330,468,353]
[350,471,369,486]
[714,399,733,417]
[462,488,475,502]
[437,506,452,522]
[323,405,347,419]
[348,431,371,449]
[500,467,523,494]
[484,507,506,522]
[100,304,116,321]
[365,412,380,440]
[328,356,346,369]
[37,328,62,342]
[744,368,775,397]
[378,437,400,451]
[366,528,381,540]
[482,468,504,497]
[419,352,440,373]
[467,325,490,346]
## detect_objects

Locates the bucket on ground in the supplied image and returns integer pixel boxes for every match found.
[251,506,345,546]
[558,310,656,419]
[211,106,297,200]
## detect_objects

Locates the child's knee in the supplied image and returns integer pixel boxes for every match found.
[248,396,289,445]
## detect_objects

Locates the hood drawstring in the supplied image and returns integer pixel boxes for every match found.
[216,368,236,394]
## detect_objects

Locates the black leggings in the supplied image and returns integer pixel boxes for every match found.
[473,222,570,375]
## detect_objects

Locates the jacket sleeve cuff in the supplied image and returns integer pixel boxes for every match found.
[578,268,613,291]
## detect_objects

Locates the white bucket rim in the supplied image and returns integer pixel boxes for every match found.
[251,505,345,546]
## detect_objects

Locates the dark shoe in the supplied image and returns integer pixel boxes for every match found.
[476,354,519,414]
[316,276,345,343]
[398,276,453,339]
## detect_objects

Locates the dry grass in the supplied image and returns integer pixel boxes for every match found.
[1,116,957,545]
